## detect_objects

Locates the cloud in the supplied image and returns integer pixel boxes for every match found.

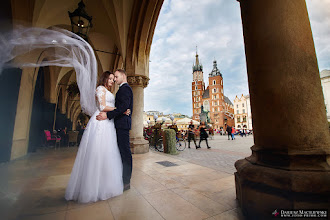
[145,0,330,116]
[306,0,330,70]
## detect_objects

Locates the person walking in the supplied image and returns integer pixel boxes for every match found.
[226,125,232,140]
[188,120,198,149]
[198,122,210,149]
[231,126,236,140]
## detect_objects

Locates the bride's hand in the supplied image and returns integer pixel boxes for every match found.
[96,112,107,120]
[124,109,131,116]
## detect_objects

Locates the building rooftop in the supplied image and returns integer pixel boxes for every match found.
[320,69,330,79]
[202,88,210,99]
[224,96,233,106]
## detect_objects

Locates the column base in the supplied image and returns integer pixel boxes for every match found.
[235,159,330,219]
[130,137,149,154]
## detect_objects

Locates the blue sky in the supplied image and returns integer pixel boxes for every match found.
[145,0,330,117]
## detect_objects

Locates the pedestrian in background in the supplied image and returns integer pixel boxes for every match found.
[188,120,198,149]
[198,122,210,149]
[231,126,236,140]
[226,125,232,140]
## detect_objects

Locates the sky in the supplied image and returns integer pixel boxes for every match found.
[145,0,330,117]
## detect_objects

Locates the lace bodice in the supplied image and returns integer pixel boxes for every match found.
[95,86,115,111]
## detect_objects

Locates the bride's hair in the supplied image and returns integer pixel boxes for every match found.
[97,71,114,88]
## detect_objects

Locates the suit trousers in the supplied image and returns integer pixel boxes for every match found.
[116,128,132,185]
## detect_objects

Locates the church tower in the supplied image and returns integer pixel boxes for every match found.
[192,49,205,121]
[208,59,224,129]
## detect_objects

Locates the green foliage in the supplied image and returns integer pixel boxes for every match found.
[67,82,80,98]
[163,129,178,155]
[77,112,88,124]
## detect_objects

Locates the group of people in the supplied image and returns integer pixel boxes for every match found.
[225,125,251,140]
[226,125,236,140]
[187,120,211,149]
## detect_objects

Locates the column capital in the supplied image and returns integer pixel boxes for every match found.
[127,75,150,88]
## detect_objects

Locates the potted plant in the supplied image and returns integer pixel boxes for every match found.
[66,81,80,98]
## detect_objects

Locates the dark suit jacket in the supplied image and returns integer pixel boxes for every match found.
[107,83,133,130]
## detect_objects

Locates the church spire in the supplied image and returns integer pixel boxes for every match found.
[195,46,199,66]
[209,59,222,77]
[193,46,203,72]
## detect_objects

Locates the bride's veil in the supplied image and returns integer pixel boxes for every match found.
[0,27,98,116]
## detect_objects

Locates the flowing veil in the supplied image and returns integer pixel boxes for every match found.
[0,27,98,116]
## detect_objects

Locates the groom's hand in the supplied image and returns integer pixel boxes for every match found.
[96,112,107,121]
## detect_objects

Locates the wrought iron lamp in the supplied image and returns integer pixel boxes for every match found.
[68,0,93,41]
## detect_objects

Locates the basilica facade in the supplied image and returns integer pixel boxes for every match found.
[191,52,234,129]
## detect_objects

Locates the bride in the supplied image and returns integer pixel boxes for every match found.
[65,71,129,203]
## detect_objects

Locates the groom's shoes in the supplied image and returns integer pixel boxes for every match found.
[124,183,130,191]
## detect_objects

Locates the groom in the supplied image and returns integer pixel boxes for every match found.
[96,69,133,191]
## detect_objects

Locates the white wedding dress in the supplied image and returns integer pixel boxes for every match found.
[65,86,123,203]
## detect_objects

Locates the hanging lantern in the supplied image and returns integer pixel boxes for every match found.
[68,0,93,41]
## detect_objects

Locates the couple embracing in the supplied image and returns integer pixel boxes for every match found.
[65,69,133,203]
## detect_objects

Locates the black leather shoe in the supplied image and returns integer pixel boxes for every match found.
[196,146,201,149]
[207,146,211,149]
[124,183,130,191]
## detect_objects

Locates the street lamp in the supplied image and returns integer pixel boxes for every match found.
[68,0,93,41]
[170,115,174,125]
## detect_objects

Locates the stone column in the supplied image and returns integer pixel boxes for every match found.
[127,75,150,154]
[235,0,330,218]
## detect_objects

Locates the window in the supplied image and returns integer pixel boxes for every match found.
[237,110,239,114]
[242,103,244,107]
[243,116,247,122]
[221,80,222,85]
[195,86,197,90]
[237,104,238,108]
[213,80,216,85]
[237,117,240,122]
[214,88,216,93]
[243,109,245,113]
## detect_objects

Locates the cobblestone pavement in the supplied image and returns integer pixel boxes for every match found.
[165,134,254,174]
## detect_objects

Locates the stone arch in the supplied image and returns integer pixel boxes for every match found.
[125,0,163,77]
[72,106,82,130]
[70,100,81,120]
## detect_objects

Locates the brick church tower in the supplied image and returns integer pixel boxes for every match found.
[192,50,204,121]
[207,60,225,129]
